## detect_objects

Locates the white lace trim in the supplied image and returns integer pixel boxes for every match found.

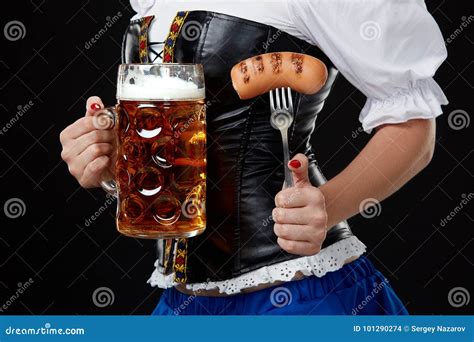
[147,236,366,295]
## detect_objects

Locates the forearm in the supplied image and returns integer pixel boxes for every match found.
[320,119,436,228]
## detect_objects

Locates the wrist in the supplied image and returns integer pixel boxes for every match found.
[318,178,351,229]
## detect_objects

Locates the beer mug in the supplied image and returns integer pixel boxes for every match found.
[98,64,206,239]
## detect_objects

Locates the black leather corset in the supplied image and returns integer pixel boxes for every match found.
[122,11,353,284]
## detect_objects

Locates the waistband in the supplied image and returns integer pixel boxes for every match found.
[158,256,402,315]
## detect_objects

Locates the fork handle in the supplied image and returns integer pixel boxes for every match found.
[280,129,294,188]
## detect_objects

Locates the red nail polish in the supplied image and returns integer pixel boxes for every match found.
[90,103,101,110]
[289,160,301,168]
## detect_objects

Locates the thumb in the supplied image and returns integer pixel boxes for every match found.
[288,153,310,187]
[85,96,104,117]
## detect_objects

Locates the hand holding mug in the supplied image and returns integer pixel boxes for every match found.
[60,96,116,188]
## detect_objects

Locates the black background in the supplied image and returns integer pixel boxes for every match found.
[0,0,472,315]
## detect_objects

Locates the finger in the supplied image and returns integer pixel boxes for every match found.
[273,223,313,241]
[80,155,111,188]
[78,143,115,166]
[61,117,95,143]
[276,187,325,209]
[68,143,113,182]
[85,97,114,130]
[275,187,310,208]
[288,153,310,187]
[62,130,114,161]
[85,96,104,116]
[61,116,110,142]
[74,130,114,155]
[272,207,316,225]
[277,238,321,256]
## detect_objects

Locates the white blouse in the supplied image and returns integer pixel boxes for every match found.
[131,0,449,132]
[130,0,448,294]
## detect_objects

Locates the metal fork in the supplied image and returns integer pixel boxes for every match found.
[269,87,294,188]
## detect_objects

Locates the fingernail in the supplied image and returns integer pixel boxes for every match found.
[289,160,301,168]
[90,103,101,110]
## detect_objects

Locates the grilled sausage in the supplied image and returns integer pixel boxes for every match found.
[231,52,328,100]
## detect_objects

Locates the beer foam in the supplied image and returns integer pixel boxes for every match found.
[119,76,205,101]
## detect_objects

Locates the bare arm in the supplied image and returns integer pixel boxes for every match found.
[266,119,436,255]
[320,118,436,228]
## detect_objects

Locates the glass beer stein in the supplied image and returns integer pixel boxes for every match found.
[98,64,206,239]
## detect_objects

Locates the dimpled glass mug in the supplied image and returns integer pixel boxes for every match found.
[98,64,206,239]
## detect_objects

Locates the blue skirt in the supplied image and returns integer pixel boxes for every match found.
[152,256,408,315]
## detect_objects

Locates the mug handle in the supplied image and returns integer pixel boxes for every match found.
[95,106,118,198]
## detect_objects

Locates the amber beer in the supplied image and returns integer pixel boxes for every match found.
[100,64,206,239]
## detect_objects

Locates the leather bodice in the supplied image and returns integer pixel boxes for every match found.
[122,11,353,283]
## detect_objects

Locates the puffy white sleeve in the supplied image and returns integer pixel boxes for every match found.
[287,0,448,133]
[130,0,156,20]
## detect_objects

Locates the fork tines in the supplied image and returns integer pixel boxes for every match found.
[269,87,293,112]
